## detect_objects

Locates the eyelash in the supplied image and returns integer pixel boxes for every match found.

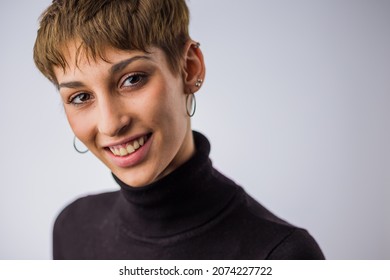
[67,92,92,106]
[67,72,148,106]
[120,72,147,89]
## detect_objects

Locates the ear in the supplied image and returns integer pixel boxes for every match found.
[181,40,206,94]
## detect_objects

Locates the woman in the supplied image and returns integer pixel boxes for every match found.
[34,0,324,259]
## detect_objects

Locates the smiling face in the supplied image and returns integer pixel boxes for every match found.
[54,43,204,187]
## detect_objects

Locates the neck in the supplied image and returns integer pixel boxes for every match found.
[155,126,195,183]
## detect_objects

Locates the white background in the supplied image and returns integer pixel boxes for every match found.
[0,0,389,259]
[1,260,390,280]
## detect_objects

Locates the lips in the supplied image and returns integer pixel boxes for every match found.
[103,132,152,168]
[106,134,151,157]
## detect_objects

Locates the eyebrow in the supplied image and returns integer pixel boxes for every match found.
[110,55,152,74]
[58,55,152,89]
[58,81,86,89]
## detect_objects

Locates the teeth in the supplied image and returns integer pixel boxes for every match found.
[126,144,135,153]
[109,135,147,157]
[133,140,140,150]
[119,147,127,156]
[110,147,119,156]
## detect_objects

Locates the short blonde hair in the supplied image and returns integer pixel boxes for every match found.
[33,0,190,84]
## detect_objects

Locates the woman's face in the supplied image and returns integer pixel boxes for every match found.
[54,45,196,187]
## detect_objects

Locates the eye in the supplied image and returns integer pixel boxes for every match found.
[69,92,92,105]
[121,73,146,88]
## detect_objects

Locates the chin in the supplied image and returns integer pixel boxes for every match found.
[114,168,159,188]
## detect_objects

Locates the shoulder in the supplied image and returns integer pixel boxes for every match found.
[54,191,119,233]
[52,191,120,259]
[216,181,325,259]
[244,194,325,259]
[266,228,325,259]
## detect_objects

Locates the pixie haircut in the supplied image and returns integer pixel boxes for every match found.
[33,0,190,84]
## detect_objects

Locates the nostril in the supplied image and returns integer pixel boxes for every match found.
[116,118,132,136]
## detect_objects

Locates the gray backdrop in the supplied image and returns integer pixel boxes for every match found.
[0,0,389,259]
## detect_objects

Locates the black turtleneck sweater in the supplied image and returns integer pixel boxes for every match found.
[53,132,324,259]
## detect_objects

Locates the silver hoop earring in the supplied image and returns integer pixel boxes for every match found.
[73,136,89,154]
[186,93,196,117]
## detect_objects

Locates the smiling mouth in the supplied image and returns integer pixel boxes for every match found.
[107,134,151,157]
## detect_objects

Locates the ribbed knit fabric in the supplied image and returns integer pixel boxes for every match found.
[53,131,325,259]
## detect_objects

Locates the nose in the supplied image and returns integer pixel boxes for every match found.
[97,95,131,137]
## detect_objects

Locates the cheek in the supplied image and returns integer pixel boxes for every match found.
[148,78,186,121]
[65,108,95,143]
[153,97,185,131]
[138,80,178,124]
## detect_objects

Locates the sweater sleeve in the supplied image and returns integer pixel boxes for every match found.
[266,229,325,260]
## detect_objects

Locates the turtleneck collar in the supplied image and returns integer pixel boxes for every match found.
[112,131,238,239]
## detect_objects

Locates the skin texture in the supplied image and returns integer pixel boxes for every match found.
[54,41,205,187]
